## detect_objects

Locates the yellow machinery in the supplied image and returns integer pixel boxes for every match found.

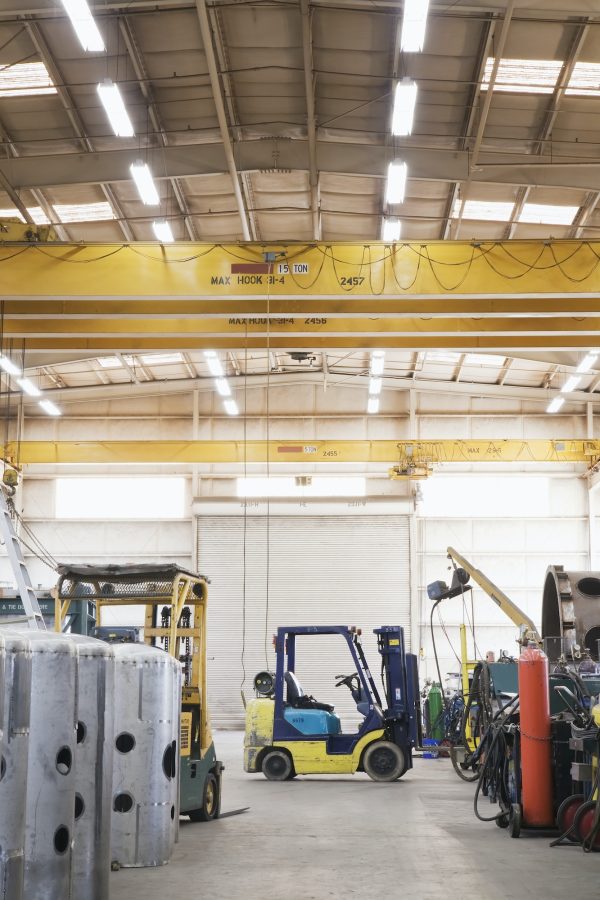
[54,563,223,821]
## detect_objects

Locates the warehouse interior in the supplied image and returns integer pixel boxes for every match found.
[2,0,600,898]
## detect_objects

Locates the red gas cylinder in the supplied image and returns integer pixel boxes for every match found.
[518,645,554,827]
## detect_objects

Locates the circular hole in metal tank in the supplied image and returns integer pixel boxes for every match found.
[577,577,600,597]
[0,756,6,781]
[115,732,136,754]
[584,626,600,658]
[76,722,86,745]
[113,793,134,814]
[162,741,177,780]
[74,794,85,820]
[54,827,70,855]
[56,747,72,776]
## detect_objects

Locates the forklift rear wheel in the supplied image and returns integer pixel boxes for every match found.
[189,773,220,822]
[363,741,405,782]
[262,749,294,782]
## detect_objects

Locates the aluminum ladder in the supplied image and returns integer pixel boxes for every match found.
[0,488,45,630]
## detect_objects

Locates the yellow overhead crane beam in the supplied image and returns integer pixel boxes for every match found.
[4,439,600,466]
[1,240,600,350]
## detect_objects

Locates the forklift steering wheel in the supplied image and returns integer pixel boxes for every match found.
[335,673,359,690]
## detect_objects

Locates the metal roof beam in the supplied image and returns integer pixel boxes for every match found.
[194,0,252,240]
[118,16,199,241]
[7,141,600,194]
[300,0,321,240]
[25,19,133,242]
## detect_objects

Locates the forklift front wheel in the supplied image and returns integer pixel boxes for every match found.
[262,749,294,782]
[189,772,220,822]
[363,741,405,782]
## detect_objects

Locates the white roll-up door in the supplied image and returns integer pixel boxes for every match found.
[198,515,411,728]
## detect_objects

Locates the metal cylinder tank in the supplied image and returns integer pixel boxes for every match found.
[0,631,31,900]
[518,645,554,827]
[542,566,600,660]
[111,643,181,868]
[23,632,78,900]
[69,635,115,900]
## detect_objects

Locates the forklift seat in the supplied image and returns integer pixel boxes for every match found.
[284,671,334,713]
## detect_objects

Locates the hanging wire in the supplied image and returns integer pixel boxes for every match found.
[264,268,272,668]
[240,330,249,706]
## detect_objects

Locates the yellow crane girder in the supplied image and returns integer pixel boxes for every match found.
[5,439,600,466]
[1,240,600,351]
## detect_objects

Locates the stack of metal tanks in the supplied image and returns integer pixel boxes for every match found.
[0,629,182,897]
[110,643,182,868]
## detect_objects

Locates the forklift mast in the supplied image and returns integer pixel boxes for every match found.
[375,626,422,748]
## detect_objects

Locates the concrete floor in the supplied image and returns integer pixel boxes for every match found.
[111,731,599,900]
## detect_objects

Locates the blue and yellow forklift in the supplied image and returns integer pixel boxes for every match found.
[244,624,420,781]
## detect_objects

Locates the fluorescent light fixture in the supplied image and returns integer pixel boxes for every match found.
[482,58,560,95]
[215,378,231,397]
[97,79,134,137]
[391,79,418,136]
[401,0,430,52]
[54,202,115,223]
[130,161,160,206]
[152,219,174,243]
[385,161,408,205]
[547,397,565,414]
[0,357,21,376]
[561,375,582,393]
[382,217,402,242]
[0,62,56,98]
[17,378,41,397]
[369,378,382,396]
[39,399,61,416]
[451,199,514,222]
[237,475,366,498]
[204,353,224,377]
[370,351,385,376]
[519,203,578,227]
[367,396,380,414]
[224,399,239,416]
[60,0,105,52]
[577,353,598,374]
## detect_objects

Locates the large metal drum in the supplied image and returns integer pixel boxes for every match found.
[69,635,115,900]
[542,566,600,660]
[0,631,31,900]
[23,633,78,900]
[111,643,181,868]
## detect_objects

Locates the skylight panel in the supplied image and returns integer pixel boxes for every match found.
[519,203,579,226]
[465,353,507,367]
[427,351,461,364]
[451,199,514,222]
[54,202,116,223]
[27,207,50,225]
[0,62,57,97]
[97,356,122,369]
[482,58,560,94]
[0,209,24,221]
[140,353,183,365]
[567,62,600,97]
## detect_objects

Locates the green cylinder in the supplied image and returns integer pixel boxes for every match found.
[427,683,444,742]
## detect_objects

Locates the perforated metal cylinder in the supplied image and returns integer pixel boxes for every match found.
[542,566,600,660]
[23,633,78,900]
[69,635,115,900]
[111,644,181,868]
[0,631,31,900]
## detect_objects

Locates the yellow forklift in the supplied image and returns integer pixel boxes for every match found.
[54,563,222,821]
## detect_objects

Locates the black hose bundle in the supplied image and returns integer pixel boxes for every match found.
[473,696,520,824]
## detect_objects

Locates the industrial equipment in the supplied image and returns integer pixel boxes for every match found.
[54,564,223,823]
[244,625,419,782]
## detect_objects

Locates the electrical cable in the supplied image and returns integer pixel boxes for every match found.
[239,330,249,707]
[473,694,521,823]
